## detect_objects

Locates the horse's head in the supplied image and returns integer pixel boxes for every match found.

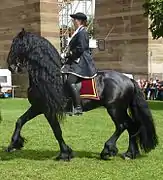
[7,28,29,73]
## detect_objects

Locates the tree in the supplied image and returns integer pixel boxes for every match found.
[143,0,163,39]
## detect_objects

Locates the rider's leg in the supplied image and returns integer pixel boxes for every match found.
[67,74,82,115]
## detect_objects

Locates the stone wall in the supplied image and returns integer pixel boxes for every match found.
[40,0,60,50]
[148,28,163,80]
[0,0,60,97]
[0,0,40,97]
[94,0,149,78]
[0,0,41,68]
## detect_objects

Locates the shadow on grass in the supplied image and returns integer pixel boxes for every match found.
[0,147,148,161]
[0,147,100,161]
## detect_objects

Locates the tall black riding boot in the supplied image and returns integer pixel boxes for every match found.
[69,83,83,115]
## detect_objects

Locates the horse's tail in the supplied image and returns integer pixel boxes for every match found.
[129,79,158,153]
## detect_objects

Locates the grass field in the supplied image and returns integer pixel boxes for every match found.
[0,99,163,180]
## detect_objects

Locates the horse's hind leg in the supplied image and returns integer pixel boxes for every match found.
[121,114,140,159]
[100,107,127,160]
[6,106,42,152]
[44,112,73,161]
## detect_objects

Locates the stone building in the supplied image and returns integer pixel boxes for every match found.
[0,0,163,97]
[0,0,59,96]
[94,0,163,80]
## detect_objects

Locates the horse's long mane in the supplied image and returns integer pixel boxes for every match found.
[24,32,67,119]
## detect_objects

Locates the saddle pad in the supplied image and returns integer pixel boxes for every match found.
[80,78,100,100]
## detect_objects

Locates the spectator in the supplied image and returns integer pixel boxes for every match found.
[135,77,163,101]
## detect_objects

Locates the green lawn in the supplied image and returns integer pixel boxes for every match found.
[0,99,163,180]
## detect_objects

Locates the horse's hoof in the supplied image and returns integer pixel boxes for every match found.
[100,145,118,160]
[121,153,132,160]
[100,153,111,160]
[5,146,16,153]
[5,137,25,153]
[56,147,74,161]
[121,151,140,160]
[56,151,74,161]
[121,152,135,160]
[100,151,114,160]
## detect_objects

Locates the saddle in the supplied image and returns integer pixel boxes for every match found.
[79,78,99,100]
[62,74,99,100]
[62,74,100,115]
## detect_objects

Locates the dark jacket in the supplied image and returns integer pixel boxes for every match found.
[61,27,97,79]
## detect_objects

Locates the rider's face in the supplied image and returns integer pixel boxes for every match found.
[72,18,82,29]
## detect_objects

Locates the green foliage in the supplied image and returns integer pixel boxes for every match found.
[143,0,163,39]
[87,17,94,38]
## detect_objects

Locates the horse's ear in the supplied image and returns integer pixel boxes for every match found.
[18,28,26,38]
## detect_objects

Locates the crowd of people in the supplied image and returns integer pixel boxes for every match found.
[137,78,163,100]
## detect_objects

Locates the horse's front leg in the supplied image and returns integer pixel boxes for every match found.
[44,112,74,161]
[6,106,42,152]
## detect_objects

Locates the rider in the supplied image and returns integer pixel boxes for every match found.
[61,12,97,115]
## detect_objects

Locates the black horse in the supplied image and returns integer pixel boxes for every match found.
[6,29,158,161]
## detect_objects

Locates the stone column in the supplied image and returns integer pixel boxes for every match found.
[40,0,60,50]
[0,0,60,97]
